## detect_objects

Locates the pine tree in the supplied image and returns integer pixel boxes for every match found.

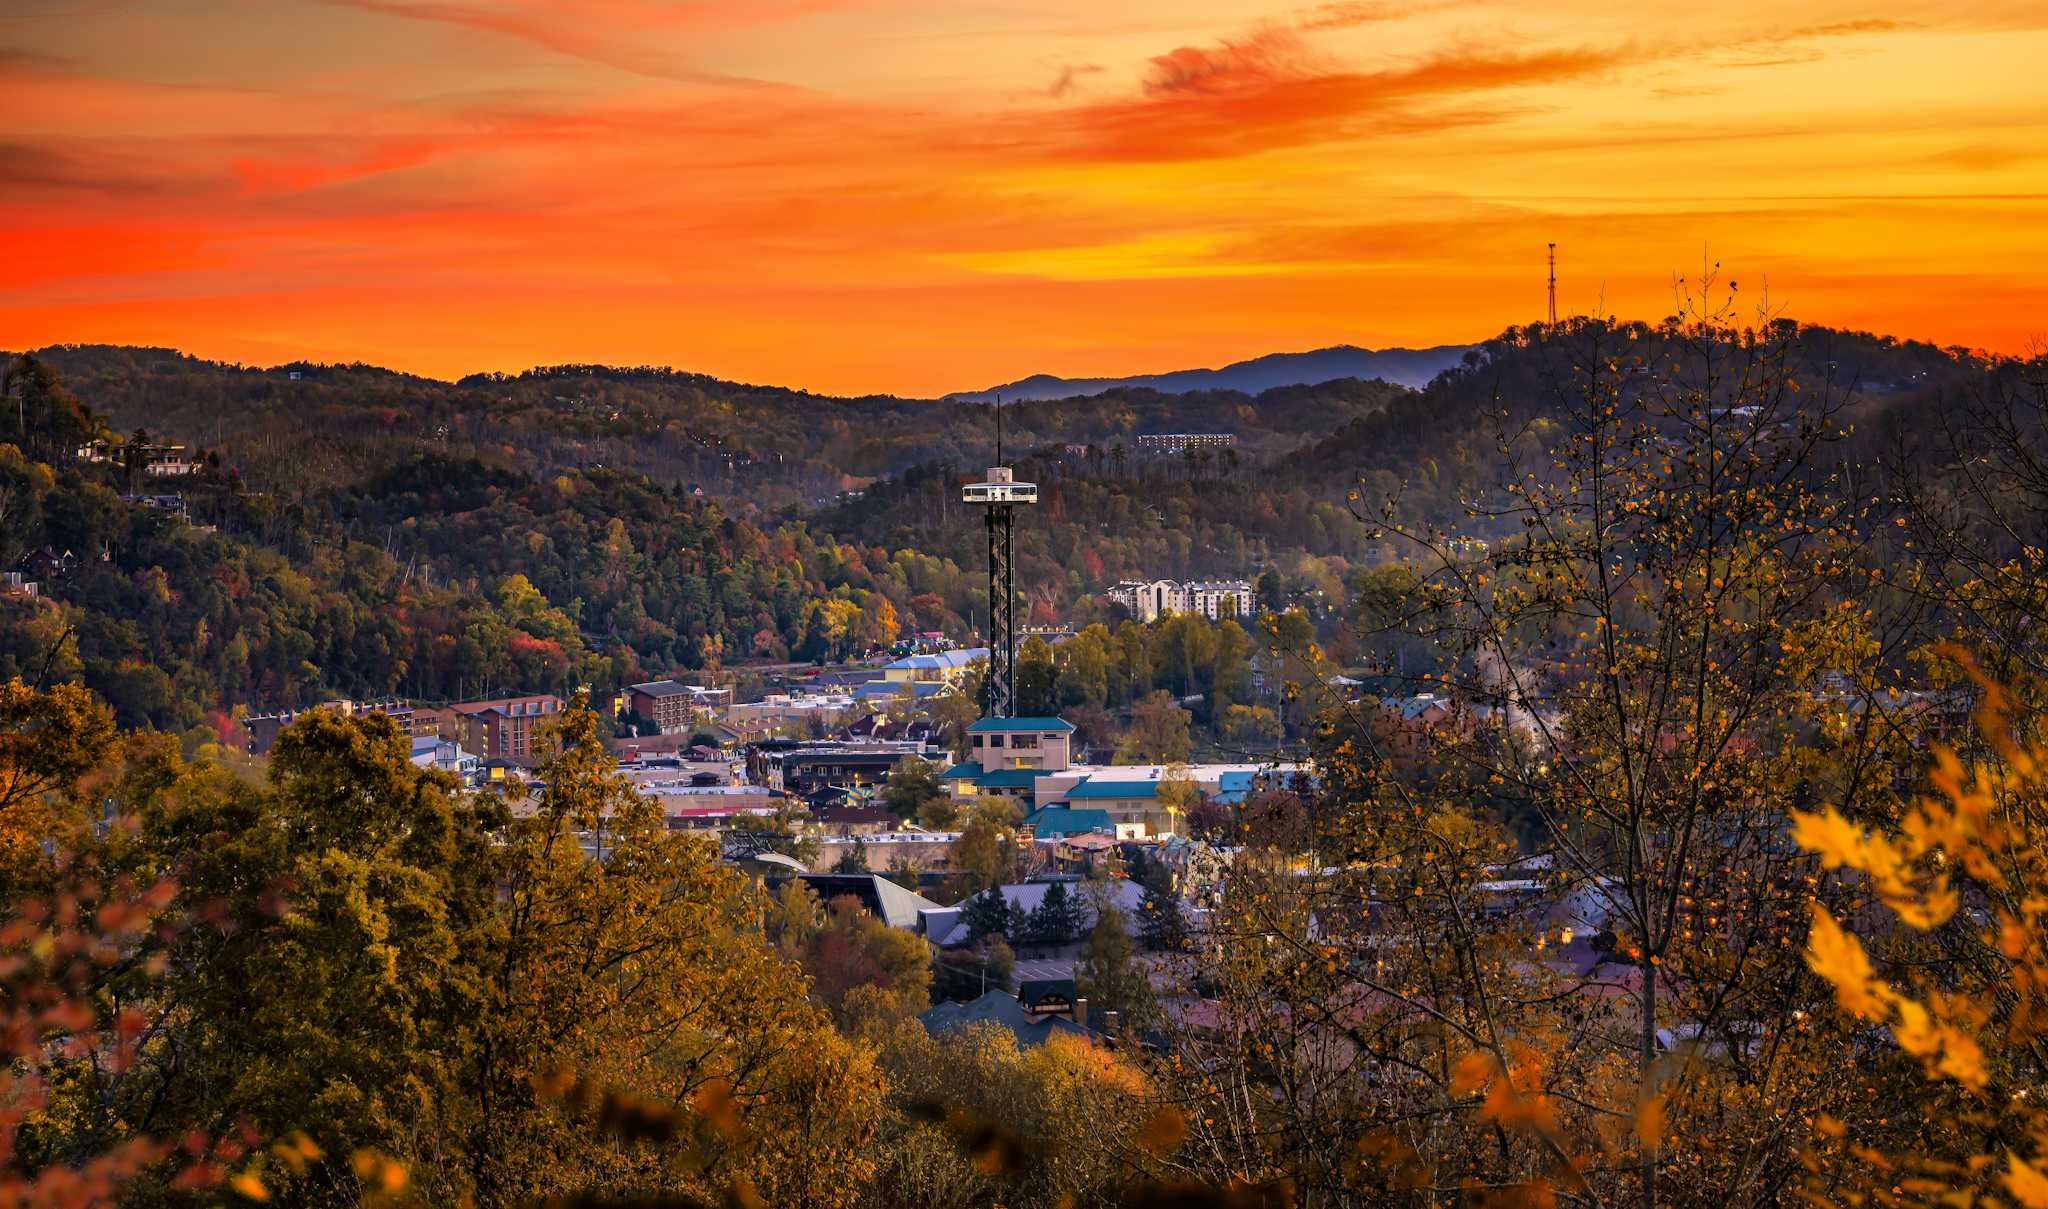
[1021,879,1085,947]
[959,887,1013,942]
[1075,902,1155,1030]
[1135,855,1189,952]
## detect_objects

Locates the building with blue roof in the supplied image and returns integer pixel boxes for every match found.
[881,647,987,686]
[965,715,1075,781]
[1020,805,1115,838]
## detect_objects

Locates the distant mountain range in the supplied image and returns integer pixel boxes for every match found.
[944,343,1474,403]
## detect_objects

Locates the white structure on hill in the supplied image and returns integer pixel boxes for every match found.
[1106,578,1253,622]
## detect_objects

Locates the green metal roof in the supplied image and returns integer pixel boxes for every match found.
[1022,807,1115,836]
[938,762,984,780]
[967,716,1076,734]
[1063,778,1160,801]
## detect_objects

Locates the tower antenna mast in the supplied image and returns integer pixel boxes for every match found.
[964,397,1036,718]
[1547,242,1558,326]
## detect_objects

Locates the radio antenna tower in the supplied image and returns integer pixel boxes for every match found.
[964,397,1036,718]
[1547,242,1558,325]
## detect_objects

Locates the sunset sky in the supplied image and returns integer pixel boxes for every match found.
[4,0,2046,396]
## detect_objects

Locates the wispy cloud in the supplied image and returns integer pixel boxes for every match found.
[1009,28,1624,161]
[320,0,805,87]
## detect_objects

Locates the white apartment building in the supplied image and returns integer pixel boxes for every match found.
[1106,578,1254,622]
[1136,433,1236,454]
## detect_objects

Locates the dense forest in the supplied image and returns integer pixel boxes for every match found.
[1,321,2019,737]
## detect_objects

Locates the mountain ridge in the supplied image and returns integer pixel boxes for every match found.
[945,343,1474,402]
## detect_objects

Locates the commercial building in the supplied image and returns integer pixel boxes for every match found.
[244,698,430,755]
[1135,433,1236,455]
[434,694,566,765]
[625,679,729,734]
[880,646,986,686]
[1105,578,1254,622]
[747,738,940,794]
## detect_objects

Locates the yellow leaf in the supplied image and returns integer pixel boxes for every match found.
[229,1172,270,1201]
[1790,808,1865,871]
[1138,1105,1188,1157]
[1804,907,1892,1020]
[2004,1152,2048,1209]
[1633,1093,1667,1149]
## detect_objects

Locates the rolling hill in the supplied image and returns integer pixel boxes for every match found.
[944,344,1474,402]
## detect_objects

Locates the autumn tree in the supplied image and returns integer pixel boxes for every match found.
[0,678,113,884]
[468,697,883,1206]
[1157,293,1921,1207]
[1117,691,1193,764]
[1793,660,2048,1209]
[1361,296,1922,1206]
[931,934,1016,1002]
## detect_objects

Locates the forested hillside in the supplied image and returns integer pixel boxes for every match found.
[26,345,1409,507]
[4,320,2009,732]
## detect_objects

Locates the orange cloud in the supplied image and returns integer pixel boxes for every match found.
[0,0,2044,396]
[1006,31,1622,161]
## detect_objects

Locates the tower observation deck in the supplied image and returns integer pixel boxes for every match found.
[965,465,1036,718]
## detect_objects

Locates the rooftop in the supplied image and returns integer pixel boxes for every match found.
[1063,779,1160,801]
[795,873,943,931]
[967,716,1076,734]
[918,991,1091,1049]
[884,647,987,672]
[1021,806,1114,837]
[629,680,694,698]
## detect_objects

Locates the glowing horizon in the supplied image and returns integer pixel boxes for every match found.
[3,0,2045,396]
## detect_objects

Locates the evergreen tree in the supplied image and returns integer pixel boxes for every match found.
[1020,879,1086,947]
[959,887,1013,942]
[1075,902,1155,1030]
[1135,853,1189,952]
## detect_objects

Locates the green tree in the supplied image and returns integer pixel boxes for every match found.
[931,935,1016,1002]
[881,755,944,821]
[1018,879,1086,947]
[958,887,1014,943]
[1116,690,1192,764]
[1074,901,1155,1030]
[0,678,114,881]
[125,706,503,1202]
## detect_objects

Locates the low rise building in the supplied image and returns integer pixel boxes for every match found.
[409,735,482,785]
[747,738,939,793]
[244,698,429,755]
[625,679,729,734]
[1106,578,1253,622]
[434,693,565,765]
[1136,433,1236,454]
[880,646,986,686]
